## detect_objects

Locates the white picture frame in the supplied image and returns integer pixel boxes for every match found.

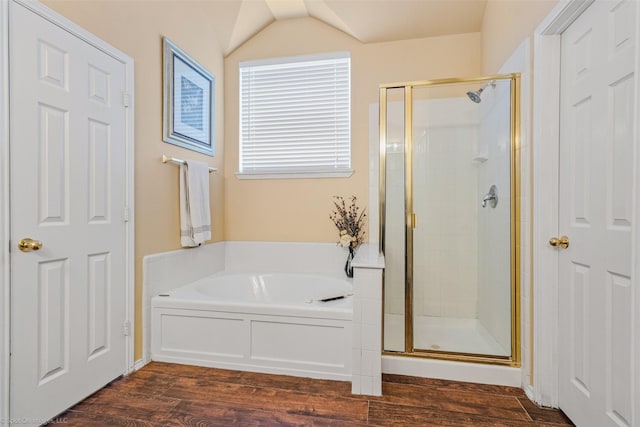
[163,37,215,156]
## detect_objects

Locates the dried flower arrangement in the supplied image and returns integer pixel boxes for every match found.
[329,195,367,251]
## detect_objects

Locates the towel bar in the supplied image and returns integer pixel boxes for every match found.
[162,155,217,173]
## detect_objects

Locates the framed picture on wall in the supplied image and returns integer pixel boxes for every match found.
[163,37,215,156]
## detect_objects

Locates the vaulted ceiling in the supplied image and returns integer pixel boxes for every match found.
[213,0,488,55]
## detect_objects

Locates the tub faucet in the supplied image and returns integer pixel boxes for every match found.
[482,185,498,208]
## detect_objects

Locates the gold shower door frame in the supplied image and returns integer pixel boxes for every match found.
[379,75,521,366]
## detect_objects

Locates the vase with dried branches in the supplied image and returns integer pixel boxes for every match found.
[330,196,366,278]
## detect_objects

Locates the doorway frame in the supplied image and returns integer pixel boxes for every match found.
[531,1,639,420]
[0,1,136,425]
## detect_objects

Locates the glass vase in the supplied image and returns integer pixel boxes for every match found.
[344,246,355,278]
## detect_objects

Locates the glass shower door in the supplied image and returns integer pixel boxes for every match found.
[382,88,406,353]
[380,75,520,364]
[411,80,514,357]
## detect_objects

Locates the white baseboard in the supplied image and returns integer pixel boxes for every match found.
[133,358,149,372]
[524,384,536,401]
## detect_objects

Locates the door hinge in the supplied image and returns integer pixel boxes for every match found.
[123,321,131,336]
[122,92,130,108]
[122,207,130,222]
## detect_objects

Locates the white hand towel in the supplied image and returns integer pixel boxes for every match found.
[180,160,211,247]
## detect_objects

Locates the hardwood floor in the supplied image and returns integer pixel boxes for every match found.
[49,362,574,426]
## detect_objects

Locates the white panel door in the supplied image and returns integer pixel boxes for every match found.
[558,1,636,426]
[9,2,128,425]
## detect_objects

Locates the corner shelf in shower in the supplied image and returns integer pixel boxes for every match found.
[472,155,489,164]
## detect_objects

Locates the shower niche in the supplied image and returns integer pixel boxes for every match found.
[379,75,520,365]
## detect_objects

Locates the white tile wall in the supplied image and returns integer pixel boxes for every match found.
[378,97,481,321]
[368,103,381,246]
[351,265,383,396]
[143,243,226,297]
[224,241,346,275]
[413,98,480,318]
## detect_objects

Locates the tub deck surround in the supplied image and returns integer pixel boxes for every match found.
[351,243,385,270]
[142,241,348,362]
[145,241,386,386]
[153,272,353,319]
[142,242,226,363]
[151,271,353,380]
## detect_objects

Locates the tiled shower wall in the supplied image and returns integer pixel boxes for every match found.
[378,98,481,319]
[413,97,479,319]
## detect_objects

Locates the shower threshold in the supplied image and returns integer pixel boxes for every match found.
[384,314,509,357]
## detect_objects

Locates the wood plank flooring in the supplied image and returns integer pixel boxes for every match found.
[49,362,574,426]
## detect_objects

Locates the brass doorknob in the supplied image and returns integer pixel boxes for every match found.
[18,238,43,252]
[549,235,569,249]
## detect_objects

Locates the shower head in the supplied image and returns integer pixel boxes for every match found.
[466,88,483,103]
[466,81,496,103]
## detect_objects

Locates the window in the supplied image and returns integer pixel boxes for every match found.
[239,52,351,178]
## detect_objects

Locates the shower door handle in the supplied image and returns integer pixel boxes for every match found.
[412,213,417,229]
[549,235,570,249]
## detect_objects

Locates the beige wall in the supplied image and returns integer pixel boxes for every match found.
[481,0,559,73]
[43,0,227,360]
[224,17,482,243]
[37,0,555,363]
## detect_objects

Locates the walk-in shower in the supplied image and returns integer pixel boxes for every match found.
[379,75,520,365]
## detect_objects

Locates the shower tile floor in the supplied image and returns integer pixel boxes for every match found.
[385,314,509,355]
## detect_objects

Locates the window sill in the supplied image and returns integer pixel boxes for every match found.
[235,170,354,180]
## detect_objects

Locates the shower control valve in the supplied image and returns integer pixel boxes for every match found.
[481,185,498,208]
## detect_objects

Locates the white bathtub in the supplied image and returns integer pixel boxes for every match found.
[150,272,353,380]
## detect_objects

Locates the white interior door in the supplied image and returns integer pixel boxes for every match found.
[9,2,128,424]
[558,1,636,426]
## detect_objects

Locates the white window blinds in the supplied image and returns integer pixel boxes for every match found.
[239,52,351,176]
